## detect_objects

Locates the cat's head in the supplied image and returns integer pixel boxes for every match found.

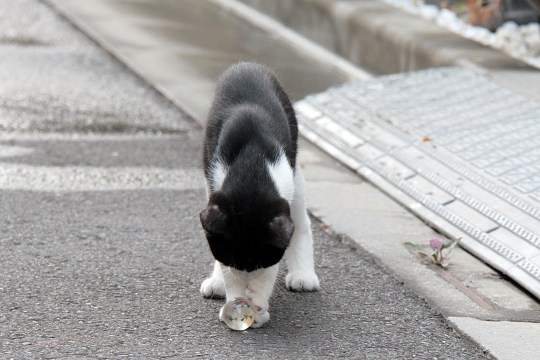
[199,190,294,272]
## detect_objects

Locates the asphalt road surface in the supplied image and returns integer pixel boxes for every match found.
[0,1,490,359]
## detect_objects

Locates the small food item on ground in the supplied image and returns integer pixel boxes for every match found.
[221,297,255,331]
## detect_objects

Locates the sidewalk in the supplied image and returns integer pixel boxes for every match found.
[2,0,539,358]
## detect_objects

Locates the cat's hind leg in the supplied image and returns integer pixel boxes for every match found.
[200,260,226,299]
[284,166,320,291]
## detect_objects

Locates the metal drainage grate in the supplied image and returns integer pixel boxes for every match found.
[296,67,540,299]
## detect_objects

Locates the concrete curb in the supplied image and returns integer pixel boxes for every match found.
[209,0,372,81]
[237,0,535,75]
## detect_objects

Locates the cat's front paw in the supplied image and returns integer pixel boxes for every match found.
[251,311,270,328]
[200,276,226,299]
[286,271,320,292]
[244,289,270,328]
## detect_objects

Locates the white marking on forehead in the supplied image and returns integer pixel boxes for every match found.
[267,151,295,203]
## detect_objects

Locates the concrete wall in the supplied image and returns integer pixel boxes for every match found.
[239,0,529,74]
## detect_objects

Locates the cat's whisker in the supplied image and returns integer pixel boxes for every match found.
[272,282,288,297]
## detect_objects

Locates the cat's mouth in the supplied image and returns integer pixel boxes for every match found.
[224,259,262,272]
[221,256,277,272]
[228,264,264,276]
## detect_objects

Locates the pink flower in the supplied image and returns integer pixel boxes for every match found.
[429,238,444,251]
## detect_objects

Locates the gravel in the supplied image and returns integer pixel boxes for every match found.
[382,0,540,69]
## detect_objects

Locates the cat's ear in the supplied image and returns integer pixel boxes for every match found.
[200,204,227,234]
[269,214,295,249]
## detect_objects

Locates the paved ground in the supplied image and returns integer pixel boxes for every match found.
[0,180,485,359]
[0,0,188,134]
[0,1,493,359]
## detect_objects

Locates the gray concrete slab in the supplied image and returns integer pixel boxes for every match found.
[296,67,540,301]
[300,139,540,321]
[448,317,540,360]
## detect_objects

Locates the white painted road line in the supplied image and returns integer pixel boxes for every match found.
[0,163,204,191]
[0,132,184,141]
[0,145,34,158]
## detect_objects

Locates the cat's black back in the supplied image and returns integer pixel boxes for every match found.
[200,62,298,272]
[203,62,297,175]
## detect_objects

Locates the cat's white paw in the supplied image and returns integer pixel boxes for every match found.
[200,276,226,299]
[251,311,270,328]
[244,288,270,328]
[244,288,267,308]
[286,271,320,291]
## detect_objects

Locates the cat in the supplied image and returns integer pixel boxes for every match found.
[199,62,320,328]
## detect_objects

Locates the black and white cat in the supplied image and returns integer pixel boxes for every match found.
[199,62,319,327]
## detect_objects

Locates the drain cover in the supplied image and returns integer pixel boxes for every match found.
[296,67,540,299]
